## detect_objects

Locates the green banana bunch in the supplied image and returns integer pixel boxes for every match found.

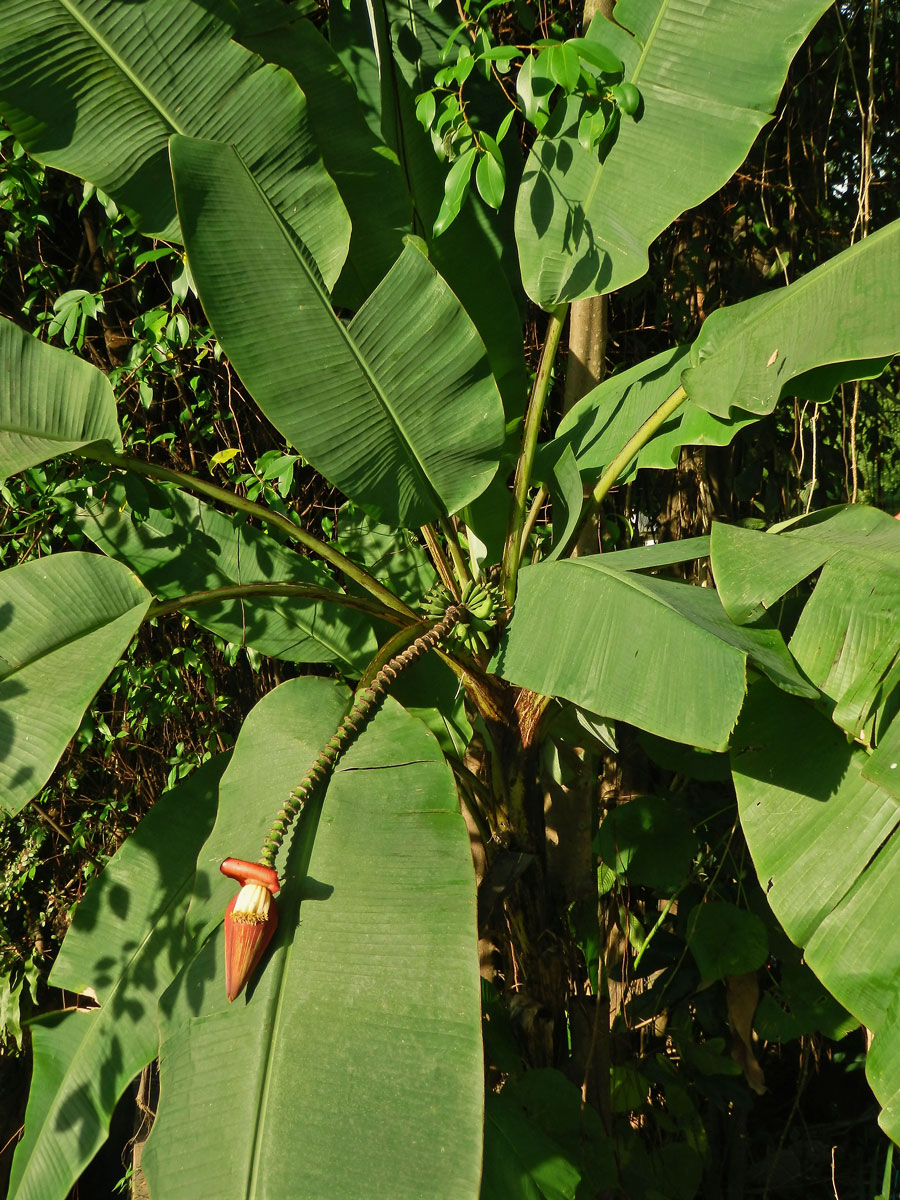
[460,578,496,620]
[423,579,500,655]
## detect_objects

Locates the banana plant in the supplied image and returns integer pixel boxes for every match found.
[2,0,900,1195]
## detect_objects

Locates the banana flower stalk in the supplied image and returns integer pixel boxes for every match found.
[220,858,280,1002]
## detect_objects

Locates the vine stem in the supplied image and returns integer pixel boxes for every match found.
[501,303,568,609]
[79,446,416,620]
[631,890,681,975]
[562,384,688,557]
[259,605,463,867]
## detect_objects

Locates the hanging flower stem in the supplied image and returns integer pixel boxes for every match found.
[258,605,463,868]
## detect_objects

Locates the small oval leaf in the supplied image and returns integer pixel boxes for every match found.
[433,147,477,237]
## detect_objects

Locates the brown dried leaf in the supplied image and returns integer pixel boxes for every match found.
[727,971,766,1094]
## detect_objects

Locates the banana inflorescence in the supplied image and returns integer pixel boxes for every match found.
[423,579,500,654]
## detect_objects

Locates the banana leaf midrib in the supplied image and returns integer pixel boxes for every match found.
[245,914,294,1199]
[57,0,189,136]
[629,0,668,85]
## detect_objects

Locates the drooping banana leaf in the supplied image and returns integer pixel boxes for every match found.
[596,538,711,571]
[6,757,226,1200]
[328,0,384,137]
[515,0,831,306]
[482,1070,616,1199]
[545,443,583,561]
[0,0,350,282]
[537,209,900,478]
[388,651,472,760]
[171,135,505,528]
[78,479,377,673]
[0,318,121,479]
[685,218,900,417]
[495,559,816,751]
[711,508,900,748]
[228,0,318,35]
[144,679,482,1200]
[863,713,900,802]
[534,346,759,486]
[0,553,149,814]
[732,679,900,1146]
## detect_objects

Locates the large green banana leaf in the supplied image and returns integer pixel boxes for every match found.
[237,15,412,307]
[0,553,149,814]
[0,318,121,479]
[143,679,482,1199]
[711,508,900,750]
[685,218,900,416]
[171,135,505,528]
[0,0,349,283]
[7,758,226,1200]
[495,559,815,750]
[78,479,377,673]
[515,0,831,307]
[732,680,900,1145]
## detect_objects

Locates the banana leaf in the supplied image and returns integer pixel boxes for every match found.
[496,559,815,751]
[0,553,149,814]
[143,679,482,1199]
[171,135,505,528]
[7,758,226,1200]
[515,0,831,306]
[0,0,349,282]
[0,318,120,479]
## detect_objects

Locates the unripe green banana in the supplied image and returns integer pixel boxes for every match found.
[420,578,498,656]
[469,589,493,620]
[423,583,453,620]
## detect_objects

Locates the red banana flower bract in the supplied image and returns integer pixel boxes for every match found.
[221,858,280,1002]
